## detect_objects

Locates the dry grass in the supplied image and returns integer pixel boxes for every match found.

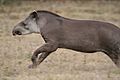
[0,0,120,80]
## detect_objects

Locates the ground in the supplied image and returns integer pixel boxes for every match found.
[0,0,120,80]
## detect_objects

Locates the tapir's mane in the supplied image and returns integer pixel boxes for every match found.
[36,10,63,18]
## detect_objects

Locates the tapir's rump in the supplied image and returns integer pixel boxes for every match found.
[12,10,120,68]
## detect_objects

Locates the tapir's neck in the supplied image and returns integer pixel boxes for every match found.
[36,16,47,33]
[33,25,41,34]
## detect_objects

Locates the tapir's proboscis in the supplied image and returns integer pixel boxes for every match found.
[12,10,120,68]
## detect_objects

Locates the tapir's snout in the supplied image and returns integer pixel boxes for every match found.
[12,30,22,36]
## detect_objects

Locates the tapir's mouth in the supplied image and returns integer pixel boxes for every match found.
[12,30,22,36]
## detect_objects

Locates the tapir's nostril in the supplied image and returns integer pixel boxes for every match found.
[12,30,22,36]
[15,30,22,35]
[12,30,16,36]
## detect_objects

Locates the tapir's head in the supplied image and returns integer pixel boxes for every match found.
[12,11,41,36]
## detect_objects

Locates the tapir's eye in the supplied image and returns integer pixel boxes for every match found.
[24,26,29,30]
[22,22,29,30]
[21,22,29,30]
[22,22,27,26]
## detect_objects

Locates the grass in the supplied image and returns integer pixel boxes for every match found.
[0,0,120,80]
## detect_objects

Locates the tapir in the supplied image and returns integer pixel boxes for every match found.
[12,10,120,68]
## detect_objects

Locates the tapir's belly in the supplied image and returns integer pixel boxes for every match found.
[59,34,100,53]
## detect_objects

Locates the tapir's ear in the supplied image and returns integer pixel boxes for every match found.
[30,10,38,19]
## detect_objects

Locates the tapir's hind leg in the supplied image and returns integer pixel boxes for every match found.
[104,50,120,68]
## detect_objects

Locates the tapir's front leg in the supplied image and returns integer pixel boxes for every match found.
[29,42,58,68]
[37,52,50,64]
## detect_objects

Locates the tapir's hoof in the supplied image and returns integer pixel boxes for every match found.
[28,64,37,69]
